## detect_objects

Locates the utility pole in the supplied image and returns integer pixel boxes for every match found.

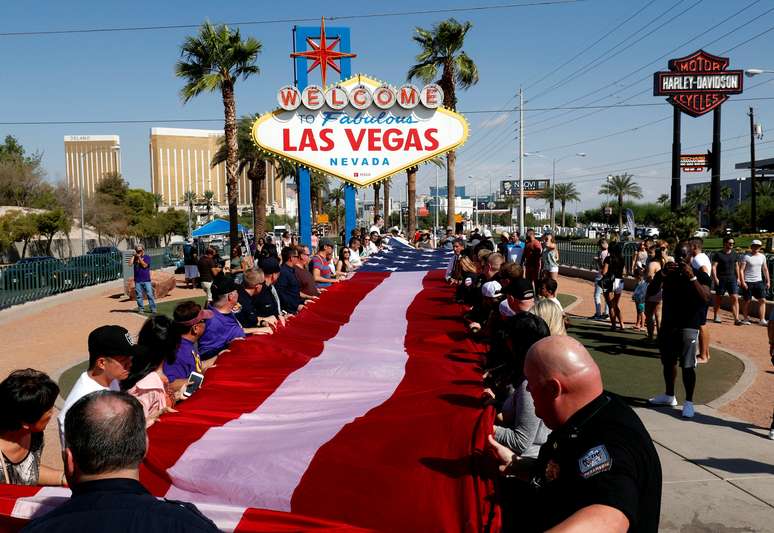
[749,107,757,232]
[671,107,682,211]
[709,107,722,232]
[518,87,524,233]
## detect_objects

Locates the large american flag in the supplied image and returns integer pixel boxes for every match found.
[0,239,496,532]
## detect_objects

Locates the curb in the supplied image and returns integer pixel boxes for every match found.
[562,294,582,315]
[705,344,758,410]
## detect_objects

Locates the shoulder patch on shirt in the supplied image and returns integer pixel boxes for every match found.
[578,444,612,479]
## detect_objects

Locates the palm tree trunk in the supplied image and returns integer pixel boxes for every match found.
[250,163,267,238]
[618,193,624,232]
[373,183,381,217]
[446,150,456,230]
[334,197,341,233]
[221,81,240,246]
[561,200,567,228]
[383,180,390,222]
[408,168,417,237]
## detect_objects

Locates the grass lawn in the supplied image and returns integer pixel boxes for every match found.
[567,319,743,404]
[557,294,577,309]
[152,295,207,318]
[703,236,754,250]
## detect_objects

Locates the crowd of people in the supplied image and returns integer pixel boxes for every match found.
[444,228,663,532]
[5,219,774,531]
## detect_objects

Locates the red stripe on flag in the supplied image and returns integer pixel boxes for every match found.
[290,270,499,532]
[141,272,390,495]
[234,507,373,532]
[0,485,41,517]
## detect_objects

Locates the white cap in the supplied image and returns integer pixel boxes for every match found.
[751,239,763,246]
[481,280,502,298]
[483,229,493,238]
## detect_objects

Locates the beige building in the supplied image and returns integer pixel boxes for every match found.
[64,135,121,198]
[149,127,291,212]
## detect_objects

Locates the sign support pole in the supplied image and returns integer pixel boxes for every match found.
[518,87,524,233]
[749,107,757,232]
[292,24,353,247]
[710,107,722,232]
[671,107,681,211]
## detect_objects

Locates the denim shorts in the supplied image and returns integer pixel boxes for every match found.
[743,281,765,301]
[715,278,738,296]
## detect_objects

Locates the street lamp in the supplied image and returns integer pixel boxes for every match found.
[79,145,120,254]
[745,68,774,77]
[552,152,586,232]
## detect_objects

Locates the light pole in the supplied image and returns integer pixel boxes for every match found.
[552,152,586,232]
[78,145,120,254]
[434,166,440,236]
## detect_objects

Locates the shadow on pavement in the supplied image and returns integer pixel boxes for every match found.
[692,457,774,475]
[646,403,768,438]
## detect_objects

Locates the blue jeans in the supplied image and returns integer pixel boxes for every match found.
[135,281,156,313]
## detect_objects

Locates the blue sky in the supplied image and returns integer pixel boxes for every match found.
[1,0,772,214]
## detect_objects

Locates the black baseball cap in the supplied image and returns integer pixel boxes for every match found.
[88,325,138,359]
[259,257,281,275]
[211,275,239,298]
[503,279,535,300]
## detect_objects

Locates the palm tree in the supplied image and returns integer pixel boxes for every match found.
[599,173,642,230]
[309,171,329,221]
[176,22,261,246]
[756,181,774,198]
[328,185,345,233]
[408,18,479,230]
[212,114,269,237]
[684,184,732,226]
[152,193,163,213]
[203,190,215,221]
[554,183,581,228]
[406,157,446,237]
[383,178,391,222]
[182,190,197,237]
[657,193,670,206]
[373,182,381,217]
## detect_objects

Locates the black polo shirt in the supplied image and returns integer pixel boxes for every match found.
[22,478,218,532]
[530,393,661,533]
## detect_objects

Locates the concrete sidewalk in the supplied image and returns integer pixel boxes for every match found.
[635,405,773,532]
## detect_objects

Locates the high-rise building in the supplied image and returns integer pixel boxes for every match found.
[64,135,121,198]
[149,127,290,212]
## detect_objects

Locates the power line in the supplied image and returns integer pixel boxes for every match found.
[528,0,702,104]
[521,1,768,133]
[523,0,657,91]
[0,1,585,37]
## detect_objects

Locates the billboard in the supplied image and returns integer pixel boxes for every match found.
[500,178,550,198]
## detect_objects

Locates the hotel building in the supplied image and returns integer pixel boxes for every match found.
[64,135,121,198]
[149,127,291,212]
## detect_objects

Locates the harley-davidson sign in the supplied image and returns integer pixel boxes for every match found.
[252,74,468,187]
[653,49,743,117]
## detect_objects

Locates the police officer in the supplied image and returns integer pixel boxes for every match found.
[23,391,218,532]
[489,336,661,532]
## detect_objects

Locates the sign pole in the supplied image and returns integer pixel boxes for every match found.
[518,87,524,233]
[749,107,757,232]
[671,107,682,211]
[710,107,721,232]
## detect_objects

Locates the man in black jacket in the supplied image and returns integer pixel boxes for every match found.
[275,246,304,314]
[23,391,218,532]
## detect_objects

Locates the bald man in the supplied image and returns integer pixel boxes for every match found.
[489,336,661,533]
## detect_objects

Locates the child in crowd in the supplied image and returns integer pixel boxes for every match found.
[632,270,648,331]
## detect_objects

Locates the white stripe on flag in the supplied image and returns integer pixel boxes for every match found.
[165,271,426,510]
[11,487,71,520]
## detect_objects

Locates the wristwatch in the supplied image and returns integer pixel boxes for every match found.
[689,276,697,282]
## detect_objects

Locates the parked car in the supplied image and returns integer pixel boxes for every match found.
[693,228,710,238]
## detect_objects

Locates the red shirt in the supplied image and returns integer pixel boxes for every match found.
[524,239,543,266]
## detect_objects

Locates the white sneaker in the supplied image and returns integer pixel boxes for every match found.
[761,319,769,326]
[682,401,695,418]
[649,394,677,406]
[768,429,774,440]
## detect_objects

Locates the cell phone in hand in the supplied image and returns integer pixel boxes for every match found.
[183,371,204,398]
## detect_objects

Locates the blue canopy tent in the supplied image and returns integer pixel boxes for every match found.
[191,219,247,238]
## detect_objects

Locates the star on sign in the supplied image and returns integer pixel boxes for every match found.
[290,17,357,87]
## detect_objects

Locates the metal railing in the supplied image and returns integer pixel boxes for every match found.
[0,252,123,309]
[556,241,638,275]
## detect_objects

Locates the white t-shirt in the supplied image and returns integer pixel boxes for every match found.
[548,296,564,313]
[595,249,609,278]
[58,372,119,447]
[741,253,766,283]
[369,225,382,235]
[691,253,711,273]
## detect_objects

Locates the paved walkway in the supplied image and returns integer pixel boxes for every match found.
[561,275,773,532]
[1,274,771,531]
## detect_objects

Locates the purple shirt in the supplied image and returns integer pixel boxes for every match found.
[163,338,202,382]
[133,254,152,283]
[198,307,245,358]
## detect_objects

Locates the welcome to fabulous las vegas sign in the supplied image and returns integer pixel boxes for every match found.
[252,75,469,187]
